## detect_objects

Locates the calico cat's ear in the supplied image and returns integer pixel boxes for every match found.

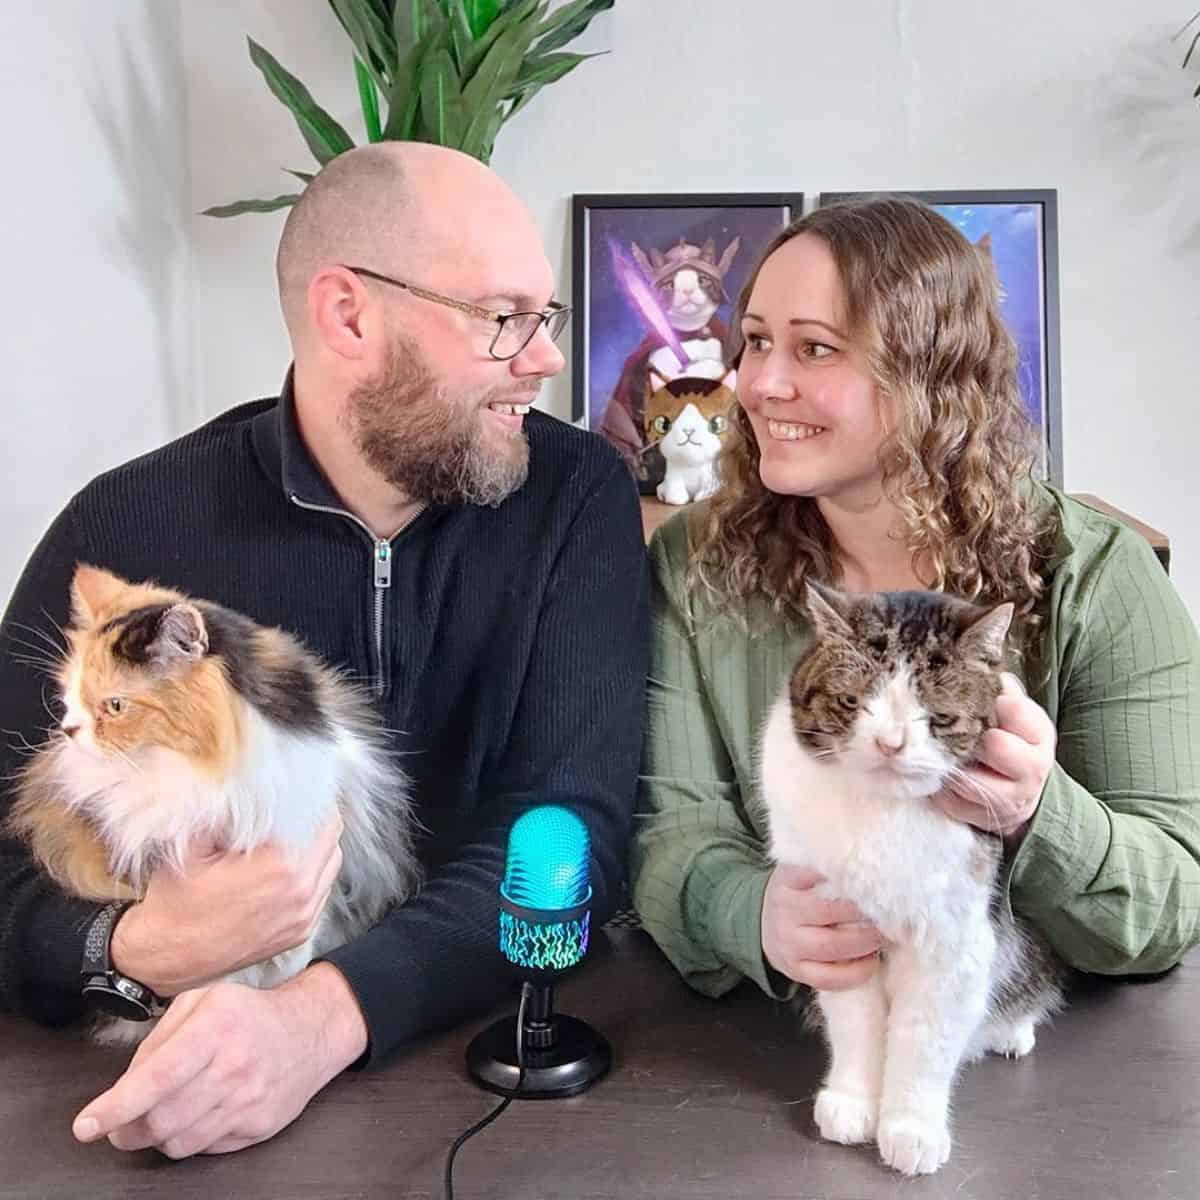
[149,603,209,665]
[71,564,130,627]
[958,601,1013,664]
[804,579,854,641]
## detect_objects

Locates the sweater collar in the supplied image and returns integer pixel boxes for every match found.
[251,366,345,509]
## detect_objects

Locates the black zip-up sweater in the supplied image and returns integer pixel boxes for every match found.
[0,381,648,1065]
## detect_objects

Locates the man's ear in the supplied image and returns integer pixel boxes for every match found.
[308,267,371,361]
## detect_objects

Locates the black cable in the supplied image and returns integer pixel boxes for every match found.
[443,981,531,1200]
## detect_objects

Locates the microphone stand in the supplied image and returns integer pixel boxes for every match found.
[466,977,611,1099]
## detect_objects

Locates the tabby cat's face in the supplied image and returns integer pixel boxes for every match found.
[788,583,1012,798]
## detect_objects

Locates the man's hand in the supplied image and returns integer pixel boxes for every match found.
[761,865,883,990]
[112,812,344,996]
[935,672,1056,843]
[72,963,368,1159]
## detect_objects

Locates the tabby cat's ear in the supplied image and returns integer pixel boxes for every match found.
[804,580,854,641]
[70,564,129,627]
[149,603,209,666]
[958,601,1013,664]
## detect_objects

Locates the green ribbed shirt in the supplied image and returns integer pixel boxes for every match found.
[630,486,1200,1001]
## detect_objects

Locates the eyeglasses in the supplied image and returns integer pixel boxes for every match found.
[342,265,571,361]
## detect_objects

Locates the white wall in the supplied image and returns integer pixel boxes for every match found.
[6,2,1200,615]
[0,1,191,603]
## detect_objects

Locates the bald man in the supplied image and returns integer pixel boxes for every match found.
[0,144,647,1157]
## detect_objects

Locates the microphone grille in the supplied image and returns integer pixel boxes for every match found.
[502,805,590,910]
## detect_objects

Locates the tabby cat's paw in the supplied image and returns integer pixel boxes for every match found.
[877,1114,951,1175]
[984,1019,1036,1059]
[814,1088,878,1145]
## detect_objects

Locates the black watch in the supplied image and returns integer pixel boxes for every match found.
[81,901,167,1021]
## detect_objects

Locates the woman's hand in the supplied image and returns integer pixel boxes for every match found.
[935,673,1056,843]
[761,864,884,990]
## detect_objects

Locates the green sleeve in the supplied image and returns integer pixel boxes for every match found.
[1009,530,1200,973]
[629,519,795,1001]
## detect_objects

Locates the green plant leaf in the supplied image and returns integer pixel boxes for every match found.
[328,0,397,88]
[381,34,426,138]
[456,23,530,154]
[247,38,356,165]
[461,0,540,79]
[202,193,303,218]
[464,0,501,37]
[445,0,475,69]
[355,55,384,140]
[396,0,447,47]
[284,168,316,184]
[508,49,601,96]
[532,0,612,56]
[418,47,466,146]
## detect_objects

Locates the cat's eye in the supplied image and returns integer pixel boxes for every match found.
[709,415,728,435]
[101,697,127,717]
[651,415,672,436]
[838,695,859,712]
[929,714,955,731]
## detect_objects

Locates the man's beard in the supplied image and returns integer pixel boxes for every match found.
[347,334,532,508]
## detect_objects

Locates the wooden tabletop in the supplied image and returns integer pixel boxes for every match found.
[1,928,1196,1199]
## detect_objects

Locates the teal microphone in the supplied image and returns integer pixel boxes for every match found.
[466,805,611,1099]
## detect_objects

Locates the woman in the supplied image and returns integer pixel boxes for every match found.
[630,196,1200,1005]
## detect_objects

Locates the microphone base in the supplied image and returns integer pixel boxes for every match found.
[466,1013,611,1099]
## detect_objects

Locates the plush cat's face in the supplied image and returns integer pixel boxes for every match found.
[57,565,234,772]
[787,583,1012,798]
[644,374,734,465]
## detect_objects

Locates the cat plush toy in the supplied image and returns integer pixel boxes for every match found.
[759,582,1064,1176]
[644,369,735,505]
[6,564,420,1043]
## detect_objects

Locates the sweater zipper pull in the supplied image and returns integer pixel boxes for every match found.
[374,540,392,589]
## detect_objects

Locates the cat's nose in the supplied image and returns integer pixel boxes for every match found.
[875,731,906,757]
[62,721,82,739]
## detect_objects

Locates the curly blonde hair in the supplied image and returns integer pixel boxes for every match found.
[690,195,1059,633]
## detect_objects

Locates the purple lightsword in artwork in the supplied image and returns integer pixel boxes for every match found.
[607,237,689,368]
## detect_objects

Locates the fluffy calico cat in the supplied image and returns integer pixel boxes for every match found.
[644,369,734,505]
[6,564,420,1043]
[759,582,1063,1176]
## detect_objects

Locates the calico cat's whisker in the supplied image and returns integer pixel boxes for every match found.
[9,620,68,658]
[9,653,62,675]
[111,747,144,775]
[5,634,66,671]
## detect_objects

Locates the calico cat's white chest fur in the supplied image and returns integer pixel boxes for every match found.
[760,695,989,946]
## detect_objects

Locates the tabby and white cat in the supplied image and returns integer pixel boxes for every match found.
[759,582,1063,1176]
[644,369,734,505]
[6,564,420,1042]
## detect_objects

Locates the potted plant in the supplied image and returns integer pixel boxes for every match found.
[207,0,613,217]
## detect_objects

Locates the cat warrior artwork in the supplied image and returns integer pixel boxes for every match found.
[644,368,735,505]
[599,235,740,491]
[6,565,419,1043]
[759,583,1063,1176]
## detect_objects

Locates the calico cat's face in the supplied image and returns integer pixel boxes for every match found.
[644,374,734,465]
[787,582,1012,797]
[57,565,232,770]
